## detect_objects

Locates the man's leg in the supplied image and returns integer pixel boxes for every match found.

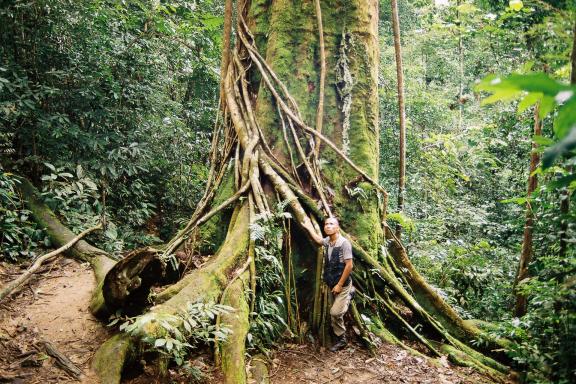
[329,283,353,351]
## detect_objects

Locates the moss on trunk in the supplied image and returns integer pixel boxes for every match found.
[218,271,250,384]
[248,0,382,253]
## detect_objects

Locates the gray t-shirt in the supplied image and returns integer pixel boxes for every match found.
[322,235,353,263]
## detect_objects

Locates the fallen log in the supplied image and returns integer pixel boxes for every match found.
[16,178,116,283]
[15,177,117,317]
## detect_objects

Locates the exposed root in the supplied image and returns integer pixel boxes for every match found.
[438,343,508,383]
[369,317,425,358]
[350,301,376,355]
[313,0,327,162]
[249,354,270,384]
[217,271,250,383]
[95,247,178,317]
[92,334,136,384]
[154,203,249,306]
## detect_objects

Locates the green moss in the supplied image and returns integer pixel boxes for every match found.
[92,334,135,384]
[248,0,272,58]
[89,280,109,319]
[439,344,508,380]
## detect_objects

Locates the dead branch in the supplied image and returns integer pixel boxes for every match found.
[41,340,84,380]
[0,224,102,302]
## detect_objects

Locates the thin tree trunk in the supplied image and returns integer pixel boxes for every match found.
[219,0,233,107]
[514,103,542,317]
[457,0,464,132]
[391,0,406,238]
[560,17,576,258]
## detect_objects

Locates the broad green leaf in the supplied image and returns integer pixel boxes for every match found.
[517,93,542,115]
[500,197,527,205]
[76,164,84,179]
[508,74,565,95]
[542,127,576,169]
[532,135,554,147]
[539,95,555,120]
[481,89,523,106]
[546,174,576,190]
[105,224,118,240]
[553,97,576,139]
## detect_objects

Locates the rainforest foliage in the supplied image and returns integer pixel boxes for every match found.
[1,0,575,383]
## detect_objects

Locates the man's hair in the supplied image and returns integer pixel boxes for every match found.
[324,216,340,226]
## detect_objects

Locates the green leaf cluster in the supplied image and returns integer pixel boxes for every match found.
[112,302,233,367]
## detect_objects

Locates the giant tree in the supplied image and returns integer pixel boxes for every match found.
[18,0,510,382]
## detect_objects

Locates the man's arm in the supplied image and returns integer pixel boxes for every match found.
[331,259,353,294]
[301,219,324,245]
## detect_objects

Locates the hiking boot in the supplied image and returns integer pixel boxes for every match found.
[330,335,347,352]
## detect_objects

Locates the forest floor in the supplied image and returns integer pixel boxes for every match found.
[0,259,512,384]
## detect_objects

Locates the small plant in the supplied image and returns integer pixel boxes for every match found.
[112,302,233,366]
[247,201,292,353]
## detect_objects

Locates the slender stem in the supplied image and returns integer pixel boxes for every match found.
[391,0,406,238]
[313,0,326,161]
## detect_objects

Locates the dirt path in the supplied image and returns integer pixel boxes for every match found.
[269,342,502,384]
[0,259,109,383]
[1,259,510,384]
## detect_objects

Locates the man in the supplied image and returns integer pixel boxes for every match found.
[309,217,354,352]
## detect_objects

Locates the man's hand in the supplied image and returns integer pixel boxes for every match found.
[331,284,343,294]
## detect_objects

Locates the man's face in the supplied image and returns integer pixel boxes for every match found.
[324,218,339,236]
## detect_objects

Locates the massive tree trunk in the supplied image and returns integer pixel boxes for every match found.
[19,1,510,382]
